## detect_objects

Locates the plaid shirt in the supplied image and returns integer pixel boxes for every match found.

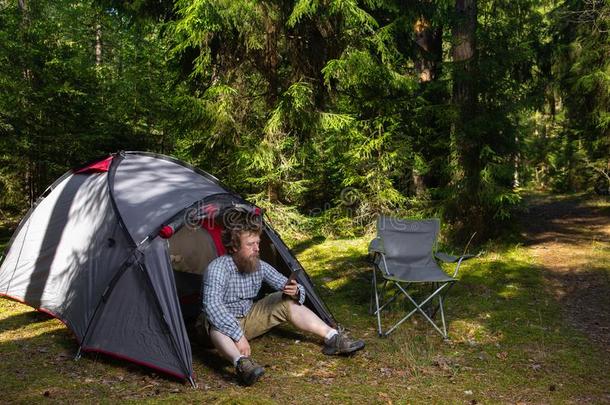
[202,255,306,341]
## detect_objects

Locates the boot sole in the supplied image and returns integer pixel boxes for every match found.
[322,341,365,356]
[240,367,265,386]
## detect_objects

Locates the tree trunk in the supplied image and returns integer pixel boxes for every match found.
[513,134,520,188]
[95,21,102,66]
[267,182,279,203]
[452,0,476,62]
[18,0,28,14]
[412,170,426,197]
[414,17,442,83]
[450,0,479,233]
[19,0,36,206]
[262,4,281,203]
[263,4,279,106]
[451,0,478,190]
[413,16,443,197]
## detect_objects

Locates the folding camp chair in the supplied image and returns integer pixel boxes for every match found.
[368,216,476,339]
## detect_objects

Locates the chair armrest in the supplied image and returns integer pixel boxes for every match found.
[436,251,480,278]
[435,252,476,263]
[368,237,383,254]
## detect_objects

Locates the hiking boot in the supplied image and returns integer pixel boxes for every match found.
[235,356,265,386]
[322,328,365,355]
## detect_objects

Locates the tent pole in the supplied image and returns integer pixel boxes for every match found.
[188,376,197,389]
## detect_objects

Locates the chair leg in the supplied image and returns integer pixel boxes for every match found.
[424,283,439,318]
[381,282,430,336]
[373,278,454,338]
[438,292,447,339]
[384,308,417,336]
[375,287,400,315]
[372,266,383,336]
[394,282,450,338]
[369,272,375,315]
[426,281,455,322]
[373,277,412,336]
[370,271,390,315]
[376,280,411,316]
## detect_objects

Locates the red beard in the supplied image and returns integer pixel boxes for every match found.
[233,252,260,274]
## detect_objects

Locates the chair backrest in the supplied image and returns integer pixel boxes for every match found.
[377,216,440,268]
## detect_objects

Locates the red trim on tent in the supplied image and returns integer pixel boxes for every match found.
[74,156,113,174]
[80,347,188,380]
[0,292,81,343]
[201,221,225,256]
[0,292,190,381]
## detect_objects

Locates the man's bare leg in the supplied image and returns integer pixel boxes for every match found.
[210,329,265,385]
[209,329,241,364]
[287,300,334,338]
[287,300,365,355]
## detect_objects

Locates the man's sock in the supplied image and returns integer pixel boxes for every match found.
[233,355,245,367]
[324,329,338,344]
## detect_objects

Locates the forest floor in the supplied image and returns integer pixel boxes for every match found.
[520,193,610,352]
[0,193,609,404]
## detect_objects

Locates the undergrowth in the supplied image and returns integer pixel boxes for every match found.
[0,195,608,403]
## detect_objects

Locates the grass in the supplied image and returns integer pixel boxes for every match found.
[1,209,609,403]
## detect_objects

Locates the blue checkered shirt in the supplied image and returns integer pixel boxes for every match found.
[202,255,306,341]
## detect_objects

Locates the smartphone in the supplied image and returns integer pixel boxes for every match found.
[287,269,300,283]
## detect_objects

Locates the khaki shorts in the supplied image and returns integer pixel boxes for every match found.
[197,292,292,341]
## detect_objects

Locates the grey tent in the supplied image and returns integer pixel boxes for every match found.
[0,151,335,384]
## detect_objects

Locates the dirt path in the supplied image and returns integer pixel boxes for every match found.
[521,194,610,352]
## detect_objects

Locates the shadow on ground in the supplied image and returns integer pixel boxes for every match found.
[520,194,610,245]
[519,193,610,351]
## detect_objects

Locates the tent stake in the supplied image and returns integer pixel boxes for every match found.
[74,347,82,361]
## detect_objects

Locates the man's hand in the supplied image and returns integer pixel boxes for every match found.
[283,279,299,299]
[236,335,251,357]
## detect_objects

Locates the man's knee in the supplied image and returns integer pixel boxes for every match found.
[209,327,235,347]
[260,291,292,321]
[241,292,291,339]
[285,296,314,323]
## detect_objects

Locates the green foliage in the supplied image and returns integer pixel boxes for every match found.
[0,0,185,211]
[526,0,610,194]
[0,0,607,239]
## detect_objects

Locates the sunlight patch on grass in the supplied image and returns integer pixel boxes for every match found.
[587,196,610,208]
[298,238,367,274]
[498,283,521,299]
[0,301,65,344]
[590,239,609,251]
[0,318,64,342]
[324,277,351,290]
[451,319,497,344]
[1,227,609,403]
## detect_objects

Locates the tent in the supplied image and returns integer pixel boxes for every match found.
[0,151,335,385]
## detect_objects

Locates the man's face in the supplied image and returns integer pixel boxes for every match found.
[233,231,260,273]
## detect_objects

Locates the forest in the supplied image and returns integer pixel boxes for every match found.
[1,2,610,402]
[1,0,608,240]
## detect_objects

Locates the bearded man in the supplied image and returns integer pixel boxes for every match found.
[201,209,364,386]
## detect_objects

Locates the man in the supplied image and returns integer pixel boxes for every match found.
[201,209,365,386]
